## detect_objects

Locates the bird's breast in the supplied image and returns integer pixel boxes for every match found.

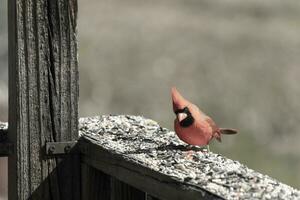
[174,120,212,146]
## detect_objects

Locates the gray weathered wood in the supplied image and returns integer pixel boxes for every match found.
[80,140,215,200]
[0,122,8,143]
[79,116,221,200]
[146,194,160,200]
[110,177,146,200]
[81,162,146,200]
[79,115,300,200]
[0,142,13,157]
[81,163,111,200]
[8,0,79,199]
[0,122,9,157]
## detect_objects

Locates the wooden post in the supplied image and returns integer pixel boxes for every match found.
[8,0,79,199]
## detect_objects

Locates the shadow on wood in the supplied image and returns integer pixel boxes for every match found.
[81,163,146,200]
[79,115,300,200]
[30,153,81,200]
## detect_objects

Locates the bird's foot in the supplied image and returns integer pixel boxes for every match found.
[185,144,194,150]
[184,150,194,160]
[185,144,209,152]
[182,145,193,159]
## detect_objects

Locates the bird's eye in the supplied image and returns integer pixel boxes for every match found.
[175,107,189,115]
[183,107,189,113]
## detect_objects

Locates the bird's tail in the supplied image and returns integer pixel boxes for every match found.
[219,128,238,135]
[214,128,238,143]
[214,132,222,142]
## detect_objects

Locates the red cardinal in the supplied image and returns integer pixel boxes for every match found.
[171,87,237,146]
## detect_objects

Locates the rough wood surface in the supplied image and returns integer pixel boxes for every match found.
[110,177,146,200]
[0,122,10,156]
[0,122,8,142]
[81,161,146,200]
[79,115,300,200]
[8,0,79,199]
[81,163,111,200]
[146,194,160,200]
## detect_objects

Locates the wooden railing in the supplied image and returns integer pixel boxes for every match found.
[79,115,220,200]
[1,117,300,199]
[0,122,9,157]
[2,0,300,199]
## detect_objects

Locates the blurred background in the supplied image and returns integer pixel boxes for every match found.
[1,0,300,198]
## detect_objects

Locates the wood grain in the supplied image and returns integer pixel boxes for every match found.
[81,162,146,200]
[110,177,146,200]
[8,0,79,199]
[80,139,220,200]
[78,115,300,200]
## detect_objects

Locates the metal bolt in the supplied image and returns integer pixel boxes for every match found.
[64,145,71,153]
[48,146,55,154]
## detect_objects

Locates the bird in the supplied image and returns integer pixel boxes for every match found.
[171,87,237,147]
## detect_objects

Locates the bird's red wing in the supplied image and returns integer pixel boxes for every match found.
[204,117,219,133]
[205,117,222,142]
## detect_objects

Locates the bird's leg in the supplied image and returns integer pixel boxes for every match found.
[186,144,194,150]
[206,145,210,152]
[184,144,194,160]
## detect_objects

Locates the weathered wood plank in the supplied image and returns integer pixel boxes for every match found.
[0,122,8,143]
[110,177,146,200]
[0,142,13,157]
[8,0,79,199]
[79,116,222,200]
[81,140,214,200]
[81,163,111,200]
[81,162,146,200]
[79,115,300,200]
[0,123,9,156]
[146,194,160,200]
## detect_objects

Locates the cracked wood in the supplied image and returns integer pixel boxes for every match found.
[8,0,79,199]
